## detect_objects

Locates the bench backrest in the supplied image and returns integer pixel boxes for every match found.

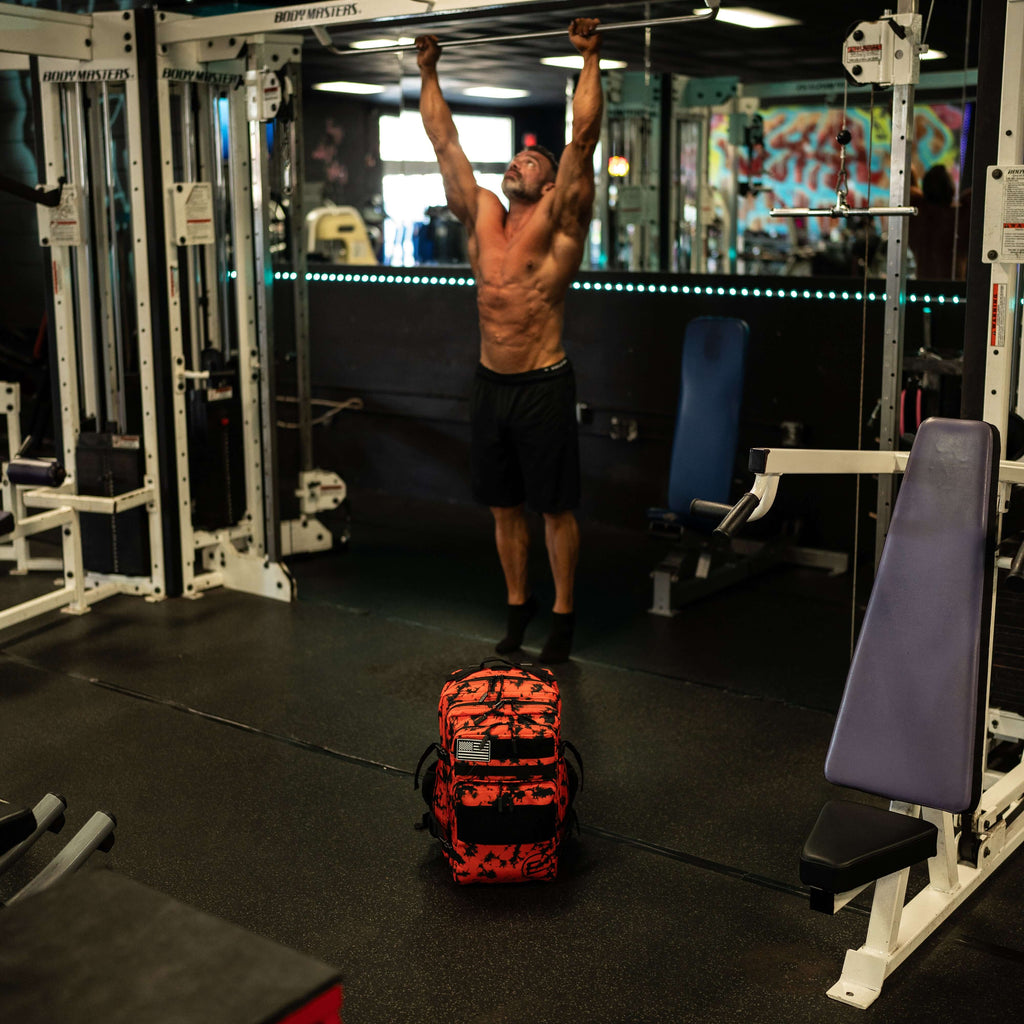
[825,418,998,812]
[667,317,749,524]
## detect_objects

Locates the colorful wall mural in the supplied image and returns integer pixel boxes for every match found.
[709,102,967,245]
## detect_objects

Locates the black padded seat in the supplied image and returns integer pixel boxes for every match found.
[800,800,938,904]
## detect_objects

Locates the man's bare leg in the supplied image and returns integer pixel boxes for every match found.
[492,504,537,653]
[540,510,579,662]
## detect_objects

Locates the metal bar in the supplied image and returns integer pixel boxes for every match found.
[35,60,83,481]
[249,59,282,562]
[64,82,102,429]
[98,82,127,431]
[982,0,1024,432]
[158,0,716,46]
[745,69,978,101]
[0,2,92,60]
[225,75,266,559]
[23,485,154,514]
[770,206,917,218]
[316,6,719,56]
[287,65,315,476]
[875,66,916,566]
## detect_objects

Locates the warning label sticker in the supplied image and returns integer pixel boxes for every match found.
[48,183,81,246]
[991,283,1006,347]
[1002,168,1024,260]
[172,182,215,246]
[846,44,883,62]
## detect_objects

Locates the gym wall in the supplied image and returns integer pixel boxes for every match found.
[297,269,966,552]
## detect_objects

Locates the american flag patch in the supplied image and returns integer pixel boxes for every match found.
[455,738,491,761]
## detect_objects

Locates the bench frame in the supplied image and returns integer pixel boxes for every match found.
[742,440,1024,1007]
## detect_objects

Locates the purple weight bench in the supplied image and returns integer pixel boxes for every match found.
[798,418,1001,1007]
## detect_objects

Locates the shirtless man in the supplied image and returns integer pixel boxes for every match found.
[416,18,602,663]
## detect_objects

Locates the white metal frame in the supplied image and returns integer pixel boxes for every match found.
[696,2,1024,1006]
[0,382,60,573]
[740,438,1024,1006]
[29,10,166,610]
[154,20,296,600]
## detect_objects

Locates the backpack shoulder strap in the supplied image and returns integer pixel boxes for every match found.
[413,743,441,790]
[561,740,584,792]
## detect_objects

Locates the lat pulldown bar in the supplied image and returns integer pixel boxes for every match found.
[313,0,720,56]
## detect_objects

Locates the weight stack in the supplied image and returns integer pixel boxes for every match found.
[76,433,150,577]
[186,371,246,531]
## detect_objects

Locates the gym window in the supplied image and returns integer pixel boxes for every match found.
[379,110,513,265]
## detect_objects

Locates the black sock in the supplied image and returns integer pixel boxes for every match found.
[495,595,537,654]
[539,612,575,664]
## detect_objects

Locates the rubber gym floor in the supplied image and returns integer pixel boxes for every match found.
[2,489,1024,1024]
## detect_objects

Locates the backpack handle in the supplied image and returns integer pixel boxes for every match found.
[448,658,556,683]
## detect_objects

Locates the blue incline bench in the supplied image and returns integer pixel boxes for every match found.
[647,316,845,614]
[798,417,1024,1007]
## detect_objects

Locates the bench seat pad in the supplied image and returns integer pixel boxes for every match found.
[800,799,938,894]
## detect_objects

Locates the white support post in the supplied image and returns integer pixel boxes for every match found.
[827,869,910,1008]
[981,0,1024,433]
[873,1,920,565]
[0,382,33,572]
[923,808,960,894]
[115,10,166,600]
[35,61,84,481]
[227,72,269,565]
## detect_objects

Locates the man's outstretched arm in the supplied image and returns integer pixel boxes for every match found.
[551,18,603,237]
[416,35,480,227]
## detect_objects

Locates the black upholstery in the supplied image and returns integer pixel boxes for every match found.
[800,800,937,899]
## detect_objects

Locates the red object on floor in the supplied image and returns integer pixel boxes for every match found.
[277,984,344,1024]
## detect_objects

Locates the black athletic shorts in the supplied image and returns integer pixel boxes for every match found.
[470,358,580,514]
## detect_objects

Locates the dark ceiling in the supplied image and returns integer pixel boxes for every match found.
[167,1,981,108]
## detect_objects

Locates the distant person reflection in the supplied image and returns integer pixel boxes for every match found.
[908,164,970,280]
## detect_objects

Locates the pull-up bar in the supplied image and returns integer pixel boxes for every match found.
[313,2,720,57]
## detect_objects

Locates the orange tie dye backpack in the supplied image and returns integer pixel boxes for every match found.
[414,659,583,884]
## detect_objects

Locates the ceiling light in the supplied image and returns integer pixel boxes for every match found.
[464,86,530,99]
[541,56,628,70]
[696,6,800,29]
[313,81,387,95]
[920,48,948,60]
[349,37,415,49]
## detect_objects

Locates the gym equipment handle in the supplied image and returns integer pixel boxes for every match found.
[6,458,67,487]
[689,491,761,540]
[0,173,64,209]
